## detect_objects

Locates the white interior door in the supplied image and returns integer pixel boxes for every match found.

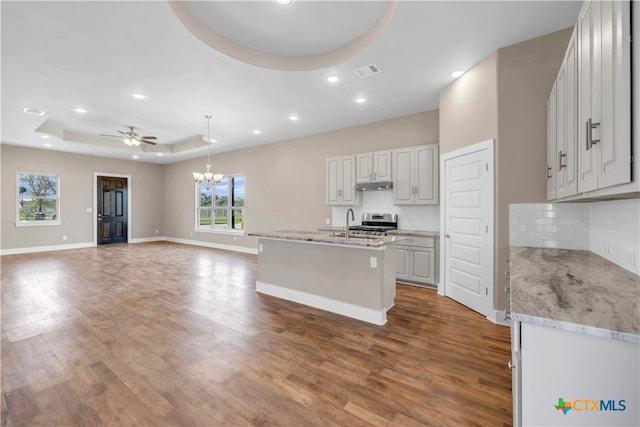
[442,141,493,317]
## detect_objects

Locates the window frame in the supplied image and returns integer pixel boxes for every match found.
[16,172,61,227]
[194,173,245,235]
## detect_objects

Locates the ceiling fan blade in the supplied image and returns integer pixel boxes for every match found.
[99,134,121,138]
[141,136,157,140]
[141,139,157,145]
[117,130,127,135]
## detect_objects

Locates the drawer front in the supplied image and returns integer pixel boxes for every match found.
[394,236,434,248]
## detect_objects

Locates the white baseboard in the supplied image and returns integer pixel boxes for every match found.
[0,242,95,256]
[129,236,166,244]
[487,309,510,327]
[1,236,258,256]
[164,236,258,255]
[256,281,388,325]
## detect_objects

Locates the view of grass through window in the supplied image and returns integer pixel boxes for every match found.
[198,175,244,231]
[17,173,59,222]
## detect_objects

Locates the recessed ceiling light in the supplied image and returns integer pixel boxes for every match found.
[327,75,340,84]
[276,0,292,4]
[156,153,163,157]
[253,129,262,135]
[131,93,146,100]
[74,107,87,113]
[355,97,367,104]
[289,115,299,121]
[450,69,465,78]
[43,143,52,148]
[132,155,139,159]
[41,135,51,139]
[23,107,45,116]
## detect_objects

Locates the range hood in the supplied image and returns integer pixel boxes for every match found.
[354,181,393,191]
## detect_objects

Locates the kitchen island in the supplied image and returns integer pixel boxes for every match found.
[250,230,396,325]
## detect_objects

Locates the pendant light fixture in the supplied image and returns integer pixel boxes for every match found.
[192,115,223,185]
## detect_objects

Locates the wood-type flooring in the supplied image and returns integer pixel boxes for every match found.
[1,242,512,426]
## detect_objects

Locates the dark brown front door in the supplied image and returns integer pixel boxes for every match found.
[97,176,128,244]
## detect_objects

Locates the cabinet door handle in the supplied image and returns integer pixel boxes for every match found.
[558,151,567,171]
[373,172,376,181]
[586,118,600,150]
[369,173,372,181]
[547,166,552,179]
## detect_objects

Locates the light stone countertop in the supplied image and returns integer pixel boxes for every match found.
[510,246,640,343]
[250,230,396,248]
[387,230,440,238]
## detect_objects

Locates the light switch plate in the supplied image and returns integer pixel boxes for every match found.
[370,256,377,268]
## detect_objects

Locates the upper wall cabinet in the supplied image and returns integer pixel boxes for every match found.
[326,155,361,206]
[547,27,578,201]
[355,150,392,183]
[547,0,632,201]
[577,0,632,193]
[392,144,439,205]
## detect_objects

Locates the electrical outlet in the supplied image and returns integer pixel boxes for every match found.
[370,256,377,268]
[62,235,67,241]
[86,207,92,213]
[155,229,159,234]
[259,243,263,253]
[326,218,331,225]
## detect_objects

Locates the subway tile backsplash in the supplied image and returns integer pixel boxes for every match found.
[510,200,640,275]
[509,203,589,250]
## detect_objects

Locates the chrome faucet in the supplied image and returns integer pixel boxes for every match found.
[346,208,355,238]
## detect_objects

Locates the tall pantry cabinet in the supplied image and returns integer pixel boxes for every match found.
[547,0,632,200]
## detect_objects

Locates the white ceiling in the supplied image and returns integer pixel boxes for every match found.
[1,1,582,165]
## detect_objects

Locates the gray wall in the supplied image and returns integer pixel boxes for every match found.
[439,28,573,312]
[162,110,439,251]
[1,111,438,252]
[1,145,164,250]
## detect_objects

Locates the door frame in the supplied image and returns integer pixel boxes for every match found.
[93,172,132,246]
[438,139,495,318]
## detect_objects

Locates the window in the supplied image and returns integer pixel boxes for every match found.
[196,175,245,232]
[17,172,60,225]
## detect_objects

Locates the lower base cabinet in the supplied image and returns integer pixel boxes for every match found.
[511,320,639,426]
[395,236,435,287]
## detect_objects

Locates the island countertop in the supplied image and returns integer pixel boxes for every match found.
[510,246,640,343]
[250,230,396,248]
[387,229,439,238]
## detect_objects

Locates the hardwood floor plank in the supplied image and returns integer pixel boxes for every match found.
[1,242,513,426]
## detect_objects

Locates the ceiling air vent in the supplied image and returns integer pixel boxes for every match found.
[353,64,381,79]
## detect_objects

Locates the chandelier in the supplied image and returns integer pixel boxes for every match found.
[192,115,223,185]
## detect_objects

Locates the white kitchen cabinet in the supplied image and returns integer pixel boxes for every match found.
[511,320,639,426]
[556,28,578,198]
[392,144,438,205]
[395,236,435,286]
[355,150,392,183]
[326,156,361,206]
[577,0,632,193]
[547,82,557,201]
[547,27,578,201]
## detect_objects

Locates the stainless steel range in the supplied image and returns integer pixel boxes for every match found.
[349,213,398,236]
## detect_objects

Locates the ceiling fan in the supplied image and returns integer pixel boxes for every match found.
[100,126,157,146]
